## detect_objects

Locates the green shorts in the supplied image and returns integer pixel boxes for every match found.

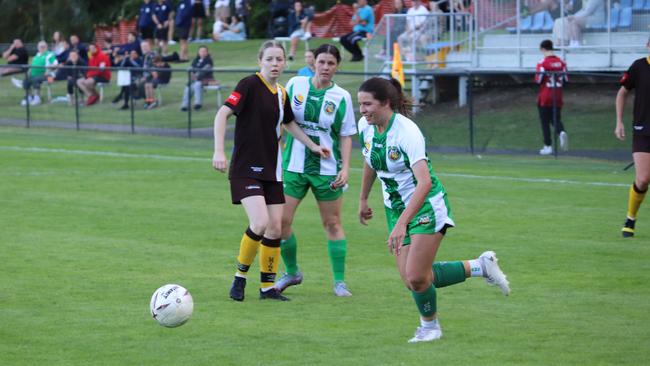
[384,192,454,245]
[283,171,343,201]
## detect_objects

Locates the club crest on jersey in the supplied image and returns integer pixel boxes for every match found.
[388,146,401,161]
[293,94,305,107]
[324,101,336,115]
[363,141,371,154]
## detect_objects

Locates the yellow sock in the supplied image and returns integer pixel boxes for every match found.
[235,228,262,277]
[627,184,647,220]
[259,237,281,289]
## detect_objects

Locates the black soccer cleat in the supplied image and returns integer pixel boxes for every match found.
[229,277,246,301]
[622,218,636,238]
[259,288,290,301]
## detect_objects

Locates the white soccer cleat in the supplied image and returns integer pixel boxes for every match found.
[333,281,352,297]
[539,145,553,155]
[11,77,23,89]
[408,326,442,343]
[559,131,569,151]
[273,272,303,293]
[479,251,510,296]
[29,95,41,106]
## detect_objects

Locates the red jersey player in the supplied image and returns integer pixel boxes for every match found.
[535,39,568,155]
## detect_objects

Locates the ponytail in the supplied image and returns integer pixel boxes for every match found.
[359,77,414,117]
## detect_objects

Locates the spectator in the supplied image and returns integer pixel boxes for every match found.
[1,39,29,77]
[340,0,374,62]
[189,0,210,41]
[76,44,111,106]
[61,49,86,105]
[180,45,214,111]
[287,0,313,61]
[296,49,315,77]
[234,0,250,35]
[18,41,58,106]
[175,0,193,61]
[212,15,229,39]
[213,0,230,22]
[213,15,247,42]
[554,0,603,46]
[51,31,67,58]
[397,0,430,58]
[139,0,156,46]
[153,0,173,55]
[54,40,71,65]
[69,34,88,62]
[139,41,160,109]
[151,55,172,88]
[116,50,142,110]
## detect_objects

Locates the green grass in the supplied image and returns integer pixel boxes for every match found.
[1,126,648,365]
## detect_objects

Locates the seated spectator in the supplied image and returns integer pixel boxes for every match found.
[340,0,374,62]
[296,49,315,77]
[1,39,29,77]
[51,31,67,58]
[76,44,111,106]
[397,0,430,58]
[212,15,229,38]
[18,41,58,106]
[116,50,142,110]
[69,34,89,62]
[554,0,603,46]
[60,50,86,105]
[213,0,230,21]
[54,40,71,65]
[212,15,246,41]
[151,55,172,87]
[287,0,313,61]
[181,45,214,111]
[138,41,160,109]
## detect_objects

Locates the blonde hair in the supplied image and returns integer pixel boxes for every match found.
[257,40,286,60]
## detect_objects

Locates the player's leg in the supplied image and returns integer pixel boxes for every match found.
[622,145,650,237]
[554,106,569,151]
[538,105,553,155]
[259,200,290,301]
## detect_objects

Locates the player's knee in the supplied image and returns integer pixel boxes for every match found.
[264,221,282,239]
[636,176,650,191]
[406,272,430,292]
[249,219,268,237]
[322,218,342,237]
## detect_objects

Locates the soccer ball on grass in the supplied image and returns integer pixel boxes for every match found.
[150,284,194,328]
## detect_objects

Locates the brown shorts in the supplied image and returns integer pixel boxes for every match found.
[633,134,650,153]
[230,178,285,205]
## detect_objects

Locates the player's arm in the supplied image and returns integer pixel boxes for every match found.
[333,135,352,188]
[615,86,629,141]
[359,161,376,226]
[284,121,331,158]
[212,105,233,172]
[388,159,430,255]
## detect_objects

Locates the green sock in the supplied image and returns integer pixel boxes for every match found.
[280,233,298,275]
[432,261,467,288]
[411,284,437,317]
[328,239,347,282]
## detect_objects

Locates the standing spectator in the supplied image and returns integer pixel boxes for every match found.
[175,0,193,62]
[153,0,173,55]
[535,39,568,155]
[61,50,86,105]
[139,0,156,46]
[1,39,29,77]
[340,0,374,62]
[213,15,247,41]
[615,37,650,238]
[287,0,313,61]
[77,44,111,106]
[180,45,214,111]
[69,34,88,62]
[213,0,230,21]
[296,49,315,77]
[189,0,210,41]
[18,41,58,106]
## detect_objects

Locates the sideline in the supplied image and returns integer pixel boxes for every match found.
[0,145,629,188]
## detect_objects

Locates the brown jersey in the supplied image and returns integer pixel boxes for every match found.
[620,57,650,136]
[225,73,294,181]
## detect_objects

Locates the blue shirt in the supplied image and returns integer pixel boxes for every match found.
[175,0,193,27]
[297,67,315,77]
[154,1,172,25]
[138,2,155,28]
[353,5,374,34]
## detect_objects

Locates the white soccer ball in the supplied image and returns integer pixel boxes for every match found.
[150,284,194,328]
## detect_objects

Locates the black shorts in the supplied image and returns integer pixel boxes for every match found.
[633,134,650,153]
[139,26,154,39]
[156,27,169,40]
[176,26,190,40]
[92,75,110,84]
[192,3,206,18]
[230,178,285,205]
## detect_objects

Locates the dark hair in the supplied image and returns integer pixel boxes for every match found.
[313,43,341,64]
[540,39,555,51]
[359,77,413,117]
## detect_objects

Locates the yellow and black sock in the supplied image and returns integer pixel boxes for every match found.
[260,237,281,290]
[627,183,647,220]
[235,227,262,277]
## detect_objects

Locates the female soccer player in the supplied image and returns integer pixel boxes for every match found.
[274,44,357,297]
[212,40,329,302]
[357,77,510,343]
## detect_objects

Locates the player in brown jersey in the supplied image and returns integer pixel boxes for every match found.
[615,37,650,238]
[212,40,330,300]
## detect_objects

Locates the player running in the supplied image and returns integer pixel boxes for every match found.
[357,77,510,343]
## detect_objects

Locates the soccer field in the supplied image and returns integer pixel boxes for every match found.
[1,127,649,365]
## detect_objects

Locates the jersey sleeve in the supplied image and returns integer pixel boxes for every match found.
[281,87,295,125]
[401,121,427,166]
[620,62,636,90]
[357,117,368,145]
[225,76,250,114]
[339,92,358,137]
[534,59,544,84]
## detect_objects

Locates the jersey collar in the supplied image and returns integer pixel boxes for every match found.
[646,56,650,65]
[256,72,278,94]
[309,76,335,91]
[374,112,396,137]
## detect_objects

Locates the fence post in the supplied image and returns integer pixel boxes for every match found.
[468,73,474,155]
[187,69,192,138]
[74,67,80,130]
[551,72,558,158]
[129,76,135,134]
[24,68,30,128]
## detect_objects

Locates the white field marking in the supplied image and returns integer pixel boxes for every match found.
[1,146,629,188]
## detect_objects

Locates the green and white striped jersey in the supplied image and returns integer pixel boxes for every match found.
[359,113,446,210]
[283,76,357,175]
